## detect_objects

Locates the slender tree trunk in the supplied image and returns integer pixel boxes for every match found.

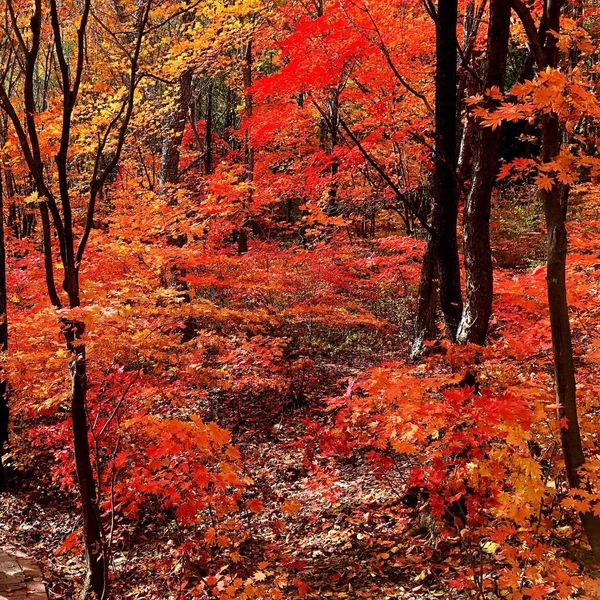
[539,0,600,559]
[457,0,510,344]
[59,197,105,596]
[542,116,600,558]
[243,40,254,176]
[62,318,107,596]
[0,172,8,491]
[410,236,438,358]
[433,0,462,340]
[39,202,61,308]
[3,171,13,198]
[326,89,340,218]
[160,70,193,187]
[239,40,254,254]
[412,0,462,352]
[237,229,248,254]
[457,75,476,185]
[204,79,214,176]
[457,0,476,185]
[59,196,105,600]
[224,86,237,148]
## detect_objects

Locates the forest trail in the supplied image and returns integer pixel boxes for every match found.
[0,546,47,600]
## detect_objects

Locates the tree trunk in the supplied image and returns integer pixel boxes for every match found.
[237,228,248,254]
[243,41,254,177]
[63,318,107,597]
[0,172,8,491]
[160,70,193,187]
[456,0,476,185]
[62,222,106,598]
[433,0,462,340]
[457,95,475,185]
[410,236,438,359]
[542,120,600,559]
[39,202,61,308]
[457,0,510,344]
[204,79,214,176]
[540,0,600,559]
[238,40,254,253]
[224,86,237,148]
[326,89,340,218]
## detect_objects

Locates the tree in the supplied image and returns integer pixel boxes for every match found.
[0,0,154,593]
[159,8,195,188]
[508,0,600,558]
[0,169,7,492]
[160,70,193,187]
[456,0,511,344]
[431,0,462,341]
[411,0,465,354]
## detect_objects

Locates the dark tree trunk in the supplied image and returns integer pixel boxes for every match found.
[542,119,600,559]
[410,236,438,358]
[456,0,477,185]
[60,233,106,598]
[238,40,254,253]
[224,87,236,137]
[433,0,462,340]
[0,172,8,491]
[62,318,107,596]
[39,202,61,308]
[243,40,254,177]
[411,0,462,352]
[237,228,248,254]
[457,77,476,186]
[326,89,340,218]
[538,0,600,559]
[457,0,510,344]
[204,79,214,176]
[160,70,193,186]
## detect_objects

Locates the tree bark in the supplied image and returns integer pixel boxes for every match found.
[457,76,476,186]
[0,171,8,491]
[243,40,254,176]
[456,0,482,185]
[326,88,340,218]
[160,70,193,186]
[433,0,462,340]
[457,0,510,344]
[410,236,438,358]
[204,79,214,176]
[542,118,600,559]
[537,0,600,559]
[39,201,61,308]
[239,39,254,253]
[62,318,106,596]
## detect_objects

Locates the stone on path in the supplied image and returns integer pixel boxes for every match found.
[0,546,47,600]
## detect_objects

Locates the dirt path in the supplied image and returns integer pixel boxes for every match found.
[0,545,47,600]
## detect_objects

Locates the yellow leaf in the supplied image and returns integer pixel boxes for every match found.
[482,541,500,554]
[24,191,39,205]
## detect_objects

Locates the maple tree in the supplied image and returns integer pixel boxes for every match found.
[0,0,600,598]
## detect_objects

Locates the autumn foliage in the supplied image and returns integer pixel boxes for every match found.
[0,0,600,598]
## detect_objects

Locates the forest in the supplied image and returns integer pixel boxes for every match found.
[0,0,600,598]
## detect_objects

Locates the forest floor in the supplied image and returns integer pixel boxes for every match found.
[2,185,600,599]
[0,544,47,600]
